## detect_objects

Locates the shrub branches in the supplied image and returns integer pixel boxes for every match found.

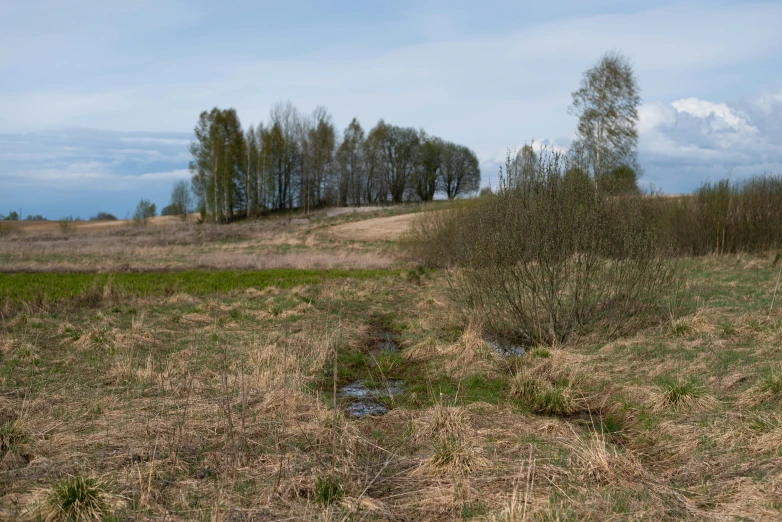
[410,148,680,346]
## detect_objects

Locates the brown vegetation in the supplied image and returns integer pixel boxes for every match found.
[1,206,781,520]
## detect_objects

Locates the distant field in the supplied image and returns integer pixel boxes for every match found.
[327,212,420,241]
[0,207,415,273]
[0,214,201,235]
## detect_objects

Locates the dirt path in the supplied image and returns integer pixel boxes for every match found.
[327,213,418,241]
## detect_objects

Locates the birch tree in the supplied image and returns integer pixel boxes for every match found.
[569,52,640,190]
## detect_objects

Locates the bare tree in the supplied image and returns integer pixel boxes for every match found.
[303,107,336,210]
[336,118,366,206]
[269,102,301,210]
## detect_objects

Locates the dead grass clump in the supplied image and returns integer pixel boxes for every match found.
[403,324,500,375]
[106,354,136,385]
[426,436,490,475]
[509,355,582,415]
[412,402,489,476]
[569,432,641,485]
[71,325,115,350]
[414,404,472,443]
[740,368,782,407]
[166,293,198,305]
[0,421,32,470]
[244,287,265,299]
[747,414,782,454]
[279,302,316,318]
[440,325,501,377]
[182,313,213,325]
[650,378,719,413]
[412,435,490,477]
[402,339,437,362]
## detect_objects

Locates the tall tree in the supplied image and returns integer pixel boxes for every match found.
[510,144,538,186]
[243,125,259,216]
[268,102,301,210]
[364,123,387,204]
[189,108,244,223]
[336,118,366,206]
[569,51,640,188]
[440,143,481,199]
[303,107,336,210]
[374,122,420,204]
[415,135,444,201]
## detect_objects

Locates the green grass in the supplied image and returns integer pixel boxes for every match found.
[315,474,343,506]
[0,268,400,304]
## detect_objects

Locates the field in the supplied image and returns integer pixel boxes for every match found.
[1,208,782,520]
[0,208,417,273]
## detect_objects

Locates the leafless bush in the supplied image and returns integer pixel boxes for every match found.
[412,148,680,346]
[642,176,782,255]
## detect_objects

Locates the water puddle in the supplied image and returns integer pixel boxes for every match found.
[334,329,405,418]
[338,380,405,418]
[484,338,525,357]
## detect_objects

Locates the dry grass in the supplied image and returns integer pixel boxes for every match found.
[327,213,420,242]
[0,209,408,272]
[1,221,781,520]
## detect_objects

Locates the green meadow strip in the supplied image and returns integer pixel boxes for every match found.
[0,269,400,304]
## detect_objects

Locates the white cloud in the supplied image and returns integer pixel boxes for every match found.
[120,137,192,146]
[137,169,190,181]
[638,88,782,192]
[672,98,758,135]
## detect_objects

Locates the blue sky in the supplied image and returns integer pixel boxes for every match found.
[1,0,781,218]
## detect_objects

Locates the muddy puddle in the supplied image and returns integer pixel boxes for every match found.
[484,338,525,357]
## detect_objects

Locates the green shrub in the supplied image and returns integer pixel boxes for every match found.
[59,217,76,234]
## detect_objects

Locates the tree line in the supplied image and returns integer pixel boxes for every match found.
[188,102,481,222]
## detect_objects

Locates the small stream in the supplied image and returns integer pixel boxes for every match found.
[484,338,526,357]
[338,330,405,418]
[338,380,405,417]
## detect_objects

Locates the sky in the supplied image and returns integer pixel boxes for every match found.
[1,0,781,219]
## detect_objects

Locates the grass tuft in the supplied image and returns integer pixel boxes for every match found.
[509,366,579,415]
[758,369,782,395]
[43,475,110,522]
[0,421,29,457]
[426,436,489,475]
[653,378,718,412]
[315,474,343,506]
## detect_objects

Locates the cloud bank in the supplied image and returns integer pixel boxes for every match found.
[0,130,191,219]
